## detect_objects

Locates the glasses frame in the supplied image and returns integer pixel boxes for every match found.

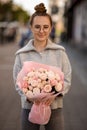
[33,24,50,32]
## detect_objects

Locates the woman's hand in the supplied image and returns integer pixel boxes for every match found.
[26,92,50,104]
[41,92,58,106]
[26,92,59,105]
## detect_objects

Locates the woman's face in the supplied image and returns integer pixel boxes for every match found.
[30,16,52,42]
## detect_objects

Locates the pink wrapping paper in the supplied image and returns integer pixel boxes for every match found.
[16,61,64,124]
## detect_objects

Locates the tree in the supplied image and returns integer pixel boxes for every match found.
[0,0,30,23]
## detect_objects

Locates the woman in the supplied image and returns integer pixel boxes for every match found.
[13,3,72,130]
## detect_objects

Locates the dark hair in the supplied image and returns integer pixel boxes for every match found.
[30,3,52,26]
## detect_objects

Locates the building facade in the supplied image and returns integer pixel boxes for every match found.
[65,0,87,49]
[48,0,68,42]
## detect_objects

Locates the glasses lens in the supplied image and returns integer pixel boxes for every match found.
[34,25,40,31]
[34,25,49,32]
[43,25,49,31]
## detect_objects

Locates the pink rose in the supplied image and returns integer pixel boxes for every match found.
[23,80,28,88]
[37,78,42,83]
[55,82,63,92]
[28,85,33,91]
[33,88,40,96]
[27,71,35,77]
[26,90,34,98]
[28,77,33,84]
[22,88,28,94]
[47,71,55,80]
[39,73,47,80]
[31,80,38,87]
[50,79,58,86]
[37,82,43,89]
[55,73,61,81]
[43,85,52,93]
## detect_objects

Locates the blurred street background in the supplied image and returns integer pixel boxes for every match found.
[0,0,87,130]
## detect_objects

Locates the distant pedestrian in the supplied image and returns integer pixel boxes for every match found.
[19,24,33,48]
[50,23,56,42]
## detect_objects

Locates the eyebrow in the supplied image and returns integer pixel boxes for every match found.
[34,24,49,27]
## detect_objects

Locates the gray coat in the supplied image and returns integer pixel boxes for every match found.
[13,39,72,109]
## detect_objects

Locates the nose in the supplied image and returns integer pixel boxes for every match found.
[39,27,44,32]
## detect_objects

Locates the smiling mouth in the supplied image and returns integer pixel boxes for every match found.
[39,35,45,37]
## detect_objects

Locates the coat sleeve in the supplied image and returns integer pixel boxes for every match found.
[13,54,26,98]
[61,50,72,95]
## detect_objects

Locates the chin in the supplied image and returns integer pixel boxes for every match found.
[38,38,46,42]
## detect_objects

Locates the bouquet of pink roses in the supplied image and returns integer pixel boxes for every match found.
[16,61,64,124]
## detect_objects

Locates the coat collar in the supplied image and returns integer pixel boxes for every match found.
[16,39,65,55]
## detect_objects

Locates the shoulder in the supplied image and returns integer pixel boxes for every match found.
[54,43,65,51]
[47,39,65,51]
[15,39,34,55]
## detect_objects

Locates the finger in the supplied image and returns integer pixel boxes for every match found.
[42,96,54,104]
[34,100,40,105]
[43,98,54,106]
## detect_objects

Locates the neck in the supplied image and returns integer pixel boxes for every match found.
[33,40,47,52]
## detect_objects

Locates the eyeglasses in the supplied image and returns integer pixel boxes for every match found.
[34,25,50,32]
